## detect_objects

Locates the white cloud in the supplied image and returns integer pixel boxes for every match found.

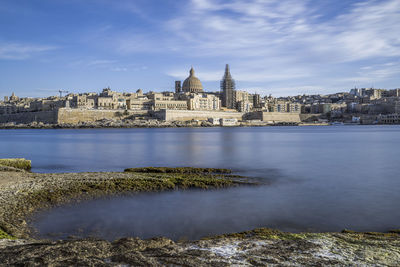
[160,0,400,90]
[0,43,56,60]
[87,59,116,66]
[169,0,400,61]
[111,67,128,72]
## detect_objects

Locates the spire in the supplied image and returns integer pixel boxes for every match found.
[224,64,232,79]
[220,64,236,109]
[190,66,194,76]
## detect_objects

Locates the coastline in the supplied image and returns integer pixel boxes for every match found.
[0,164,399,265]
[0,120,342,129]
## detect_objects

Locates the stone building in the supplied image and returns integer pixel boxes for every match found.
[182,67,203,93]
[395,101,400,114]
[237,100,253,112]
[148,92,175,101]
[378,113,400,124]
[71,95,96,109]
[97,96,116,109]
[126,99,152,110]
[287,103,301,113]
[153,100,188,110]
[187,93,221,111]
[221,64,236,109]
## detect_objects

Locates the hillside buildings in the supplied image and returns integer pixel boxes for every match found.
[1,65,400,125]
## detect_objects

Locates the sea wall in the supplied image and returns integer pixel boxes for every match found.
[0,111,58,124]
[155,109,244,121]
[57,108,148,124]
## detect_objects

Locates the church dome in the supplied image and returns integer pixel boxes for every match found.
[182,67,203,93]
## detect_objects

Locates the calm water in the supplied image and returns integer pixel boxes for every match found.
[1,126,400,240]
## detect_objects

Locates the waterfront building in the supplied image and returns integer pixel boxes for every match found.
[237,100,253,112]
[310,103,331,114]
[182,67,203,93]
[395,101,400,114]
[378,113,400,124]
[253,94,261,108]
[187,93,221,111]
[126,99,152,110]
[221,64,236,109]
[153,100,188,110]
[287,103,301,113]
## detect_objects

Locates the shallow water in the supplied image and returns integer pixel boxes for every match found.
[1,126,400,240]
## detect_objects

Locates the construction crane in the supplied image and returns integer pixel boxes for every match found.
[58,90,69,98]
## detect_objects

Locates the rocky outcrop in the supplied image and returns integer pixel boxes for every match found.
[0,229,399,266]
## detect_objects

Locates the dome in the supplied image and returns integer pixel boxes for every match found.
[182,67,203,93]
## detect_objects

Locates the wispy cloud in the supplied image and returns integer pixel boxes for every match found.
[166,0,400,61]
[0,43,56,60]
[158,0,400,92]
[111,67,128,72]
[2,0,399,96]
[87,59,117,66]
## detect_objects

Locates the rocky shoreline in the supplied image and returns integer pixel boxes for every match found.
[0,165,399,266]
[0,119,304,129]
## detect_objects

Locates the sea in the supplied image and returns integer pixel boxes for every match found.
[1,125,399,240]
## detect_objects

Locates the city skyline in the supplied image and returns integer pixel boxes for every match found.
[1,0,400,99]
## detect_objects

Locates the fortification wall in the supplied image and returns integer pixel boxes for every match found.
[261,112,301,123]
[57,108,148,124]
[0,111,58,124]
[156,110,244,121]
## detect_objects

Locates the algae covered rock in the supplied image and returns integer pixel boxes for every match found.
[0,158,31,171]
[124,167,232,174]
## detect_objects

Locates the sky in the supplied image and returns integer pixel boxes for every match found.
[1,0,400,98]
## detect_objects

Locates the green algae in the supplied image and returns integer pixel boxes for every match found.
[341,229,400,239]
[124,167,232,174]
[0,158,31,171]
[202,228,310,241]
[0,228,16,240]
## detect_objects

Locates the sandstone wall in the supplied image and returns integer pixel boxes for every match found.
[0,111,58,124]
[261,112,301,123]
[155,110,244,121]
[57,108,148,124]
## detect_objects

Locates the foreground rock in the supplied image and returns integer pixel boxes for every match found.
[0,166,399,266]
[1,229,399,266]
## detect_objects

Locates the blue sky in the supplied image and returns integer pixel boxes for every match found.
[1,0,400,98]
